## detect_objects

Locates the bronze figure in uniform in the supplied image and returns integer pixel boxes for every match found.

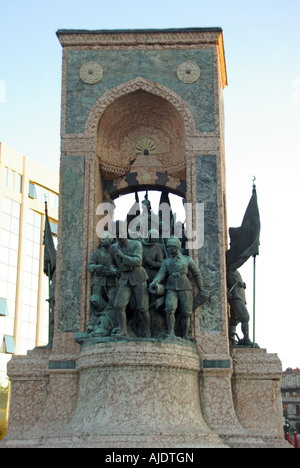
[111,236,151,338]
[227,268,252,346]
[150,237,204,340]
[87,233,119,306]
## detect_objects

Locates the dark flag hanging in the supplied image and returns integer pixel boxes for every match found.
[43,202,57,279]
[226,183,261,271]
[43,202,57,349]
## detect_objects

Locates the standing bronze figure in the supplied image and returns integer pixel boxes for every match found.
[227,268,252,346]
[111,236,151,338]
[150,237,205,340]
[87,233,118,306]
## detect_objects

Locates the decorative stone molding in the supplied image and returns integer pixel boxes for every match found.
[83,76,197,141]
[57,28,227,91]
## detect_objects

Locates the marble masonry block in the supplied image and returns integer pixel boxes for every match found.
[231,348,288,447]
[3,348,50,440]
[65,49,215,135]
[58,155,85,333]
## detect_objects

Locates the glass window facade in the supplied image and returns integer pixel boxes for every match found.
[3,168,22,193]
[0,198,20,330]
[0,200,58,370]
[20,209,41,354]
[0,197,20,390]
[0,149,59,437]
[19,209,57,353]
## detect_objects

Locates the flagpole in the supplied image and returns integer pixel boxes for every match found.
[252,176,257,348]
[253,254,256,347]
[44,200,51,320]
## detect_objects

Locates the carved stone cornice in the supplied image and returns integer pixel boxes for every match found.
[56,27,222,47]
[56,28,227,89]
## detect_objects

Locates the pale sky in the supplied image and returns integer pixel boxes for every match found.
[1,0,300,369]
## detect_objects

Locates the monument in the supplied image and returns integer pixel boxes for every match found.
[1,28,288,448]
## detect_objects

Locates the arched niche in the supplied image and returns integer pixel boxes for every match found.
[96,89,187,182]
[84,78,197,250]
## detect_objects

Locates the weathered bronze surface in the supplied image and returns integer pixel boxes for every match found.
[77,199,209,344]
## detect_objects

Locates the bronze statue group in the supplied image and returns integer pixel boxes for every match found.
[74,192,256,347]
[82,229,206,342]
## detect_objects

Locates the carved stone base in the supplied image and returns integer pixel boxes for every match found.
[2,341,227,448]
[230,347,290,448]
[1,342,289,448]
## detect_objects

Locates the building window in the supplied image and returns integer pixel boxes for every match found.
[3,167,22,193]
[16,173,22,193]
[20,210,42,353]
[0,335,15,354]
[49,220,58,237]
[28,182,59,211]
[0,198,20,339]
[0,299,8,317]
[28,182,37,199]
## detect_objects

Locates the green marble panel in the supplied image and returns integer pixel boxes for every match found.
[196,155,222,332]
[58,155,85,332]
[65,49,215,134]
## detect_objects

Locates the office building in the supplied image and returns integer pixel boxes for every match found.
[0,143,59,435]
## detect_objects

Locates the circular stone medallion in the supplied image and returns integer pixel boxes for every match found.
[177,61,201,84]
[79,62,103,84]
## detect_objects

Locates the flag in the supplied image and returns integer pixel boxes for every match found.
[43,202,56,279]
[226,186,260,271]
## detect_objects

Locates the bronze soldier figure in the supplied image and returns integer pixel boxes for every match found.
[87,294,118,337]
[150,237,204,340]
[87,233,119,306]
[141,229,164,283]
[227,268,252,346]
[111,235,151,338]
[74,294,117,343]
[142,229,166,336]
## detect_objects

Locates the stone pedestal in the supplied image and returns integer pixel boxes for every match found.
[231,348,288,448]
[1,341,289,448]
[44,341,228,448]
[3,341,227,448]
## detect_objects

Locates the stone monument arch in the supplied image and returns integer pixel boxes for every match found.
[86,76,195,206]
[59,74,198,337]
[1,28,287,448]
